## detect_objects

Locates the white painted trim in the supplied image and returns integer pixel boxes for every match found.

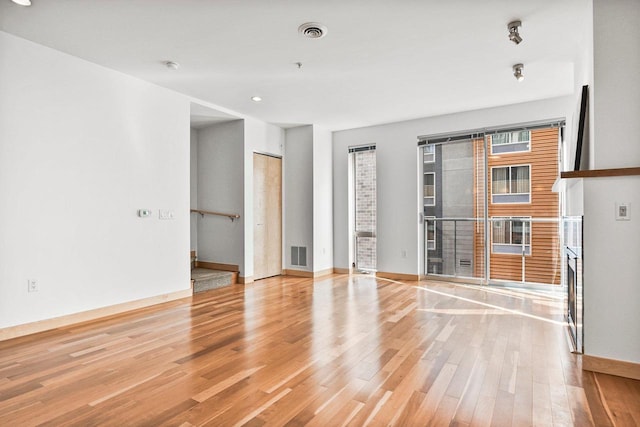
[0,288,193,342]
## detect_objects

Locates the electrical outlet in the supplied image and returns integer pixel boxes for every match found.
[27,279,38,293]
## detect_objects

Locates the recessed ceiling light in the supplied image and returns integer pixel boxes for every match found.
[11,0,31,6]
[251,96,262,102]
[164,61,180,70]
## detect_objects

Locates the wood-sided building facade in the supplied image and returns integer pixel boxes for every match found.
[473,127,561,285]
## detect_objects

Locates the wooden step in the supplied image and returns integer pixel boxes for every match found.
[191,268,235,293]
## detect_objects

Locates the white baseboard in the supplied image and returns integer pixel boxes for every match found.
[0,288,193,342]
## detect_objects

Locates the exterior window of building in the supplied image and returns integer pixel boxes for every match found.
[491,165,530,203]
[426,216,436,250]
[492,217,531,255]
[491,130,530,154]
[424,172,435,206]
[423,145,435,163]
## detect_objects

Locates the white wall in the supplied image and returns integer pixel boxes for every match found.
[312,126,334,272]
[592,0,640,169]
[583,177,640,363]
[579,0,640,365]
[283,125,334,274]
[196,120,245,270]
[0,31,190,328]
[284,126,314,271]
[563,0,594,175]
[243,118,285,280]
[333,96,573,274]
[190,128,198,251]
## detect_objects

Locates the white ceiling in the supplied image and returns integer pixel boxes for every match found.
[0,0,587,131]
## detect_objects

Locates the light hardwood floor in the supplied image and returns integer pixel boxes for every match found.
[1,274,638,426]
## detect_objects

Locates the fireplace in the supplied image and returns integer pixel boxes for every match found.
[566,245,582,353]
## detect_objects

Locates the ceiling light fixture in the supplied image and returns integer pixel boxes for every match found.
[164,61,180,70]
[11,0,31,6]
[508,20,523,45]
[513,63,524,82]
[251,96,262,102]
[298,22,328,39]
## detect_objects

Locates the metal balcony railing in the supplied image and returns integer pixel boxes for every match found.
[425,217,581,287]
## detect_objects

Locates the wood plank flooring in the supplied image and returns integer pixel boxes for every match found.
[1,274,638,426]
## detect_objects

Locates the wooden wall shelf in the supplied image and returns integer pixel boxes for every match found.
[561,167,640,179]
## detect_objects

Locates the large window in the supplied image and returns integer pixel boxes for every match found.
[491,130,530,154]
[491,165,530,203]
[423,172,435,206]
[492,217,531,255]
[351,147,377,271]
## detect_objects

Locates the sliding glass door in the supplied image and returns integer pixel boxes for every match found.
[421,124,563,287]
[422,135,486,281]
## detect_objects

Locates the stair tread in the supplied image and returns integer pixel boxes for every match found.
[191,268,234,281]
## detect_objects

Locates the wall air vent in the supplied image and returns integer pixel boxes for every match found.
[291,246,307,266]
[298,22,328,39]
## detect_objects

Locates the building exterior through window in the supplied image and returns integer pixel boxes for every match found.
[421,124,562,286]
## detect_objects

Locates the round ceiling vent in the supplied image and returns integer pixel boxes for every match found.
[298,22,328,39]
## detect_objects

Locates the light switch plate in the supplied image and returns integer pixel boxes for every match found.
[615,202,631,221]
[159,209,175,220]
